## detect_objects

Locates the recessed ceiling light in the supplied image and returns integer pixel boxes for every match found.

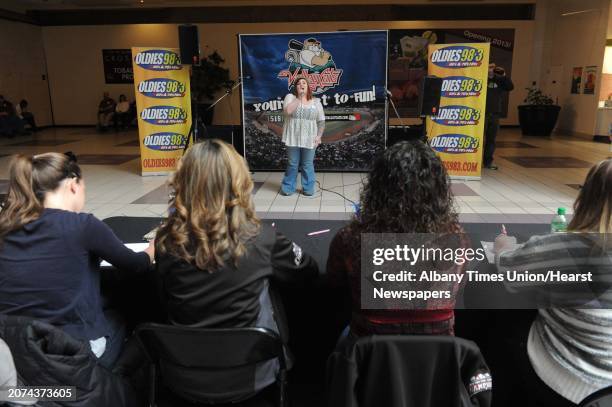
[561,8,598,16]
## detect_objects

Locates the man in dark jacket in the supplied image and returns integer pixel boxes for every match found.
[484,63,514,170]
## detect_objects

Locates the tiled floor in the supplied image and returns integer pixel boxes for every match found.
[0,127,609,223]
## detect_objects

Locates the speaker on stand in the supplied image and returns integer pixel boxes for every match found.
[386,76,442,146]
[418,75,442,117]
[178,24,201,153]
[178,24,200,65]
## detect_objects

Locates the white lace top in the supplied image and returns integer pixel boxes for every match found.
[281,93,325,149]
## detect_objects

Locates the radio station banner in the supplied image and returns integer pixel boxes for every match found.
[131,47,191,176]
[426,43,490,179]
[389,29,513,118]
[239,30,388,171]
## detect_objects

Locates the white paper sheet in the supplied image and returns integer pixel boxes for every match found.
[100,243,149,268]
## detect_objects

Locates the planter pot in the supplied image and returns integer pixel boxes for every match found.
[517,104,561,137]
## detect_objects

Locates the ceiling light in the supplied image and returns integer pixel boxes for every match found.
[561,8,598,16]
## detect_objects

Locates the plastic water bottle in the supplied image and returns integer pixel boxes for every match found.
[551,207,567,233]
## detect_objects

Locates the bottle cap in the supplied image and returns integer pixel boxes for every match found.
[557,207,566,215]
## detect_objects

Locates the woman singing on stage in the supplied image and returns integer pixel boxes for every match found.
[280,77,325,196]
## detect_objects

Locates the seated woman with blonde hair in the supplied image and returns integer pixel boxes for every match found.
[154,140,319,396]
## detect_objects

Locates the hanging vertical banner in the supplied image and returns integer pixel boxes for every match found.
[239,30,388,171]
[131,47,191,176]
[426,43,490,179]
[388,29,513,118]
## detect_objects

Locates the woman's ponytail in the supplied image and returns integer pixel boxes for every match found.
[0,153,77,241]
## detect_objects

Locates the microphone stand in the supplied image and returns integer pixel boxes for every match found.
[183,66,200,155]
[386,90,408,149]
[183,77,244,154]
[199,77,244,142]
[386,90,428,143]
[386,90,406,130]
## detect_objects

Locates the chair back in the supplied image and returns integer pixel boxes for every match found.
[327,335,492,407]
[136,323,286,404]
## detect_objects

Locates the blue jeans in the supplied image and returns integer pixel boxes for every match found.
[281,146,316,195]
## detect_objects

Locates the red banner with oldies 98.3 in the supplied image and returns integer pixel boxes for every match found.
[426,43,490,179]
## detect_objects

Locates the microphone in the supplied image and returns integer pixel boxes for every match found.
[240,75,252,80]
[385,89,393,98]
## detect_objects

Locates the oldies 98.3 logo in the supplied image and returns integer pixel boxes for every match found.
[441,76,483,98]
[138,78,186,98]
[431,45,484,68]
[134,49,182,71]
[143,132,187,151]
[140,106,187,125]
[432,105,481,126]
[430,134,479,154]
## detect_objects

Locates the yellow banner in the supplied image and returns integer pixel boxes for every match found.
[426,43,490,179]
[131,47,192,176]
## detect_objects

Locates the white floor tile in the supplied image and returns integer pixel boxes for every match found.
[2,127,604,221]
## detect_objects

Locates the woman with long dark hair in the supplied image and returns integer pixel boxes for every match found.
[0,153,154,368]
[327,140,462,336]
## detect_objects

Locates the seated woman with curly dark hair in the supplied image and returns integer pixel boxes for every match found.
[154,140,319,397]
[327,140,463,337]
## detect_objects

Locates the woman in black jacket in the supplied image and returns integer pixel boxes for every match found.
[154,139,319,395]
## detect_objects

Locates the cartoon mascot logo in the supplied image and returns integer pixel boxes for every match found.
[278,37,343,94]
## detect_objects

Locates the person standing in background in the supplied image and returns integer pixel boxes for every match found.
[280,77,325,196]
[484,63,514,170]
[97,92,116,132]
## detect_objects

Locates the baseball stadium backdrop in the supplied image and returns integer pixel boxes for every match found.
[239,30,388,171]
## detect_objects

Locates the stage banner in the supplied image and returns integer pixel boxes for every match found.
[239,30,388,171]
[131,47,191,176]
[426,43,490,179]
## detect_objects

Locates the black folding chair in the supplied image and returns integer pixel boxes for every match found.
[327,334,492,407]
[135,323,288,407]
[580,385,612,407]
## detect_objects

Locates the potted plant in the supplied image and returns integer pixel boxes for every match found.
[517,87,561,137]
[191,50,233,125]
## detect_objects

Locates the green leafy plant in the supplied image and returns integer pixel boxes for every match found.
[523,86,554,105]
[191,51,233,102]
